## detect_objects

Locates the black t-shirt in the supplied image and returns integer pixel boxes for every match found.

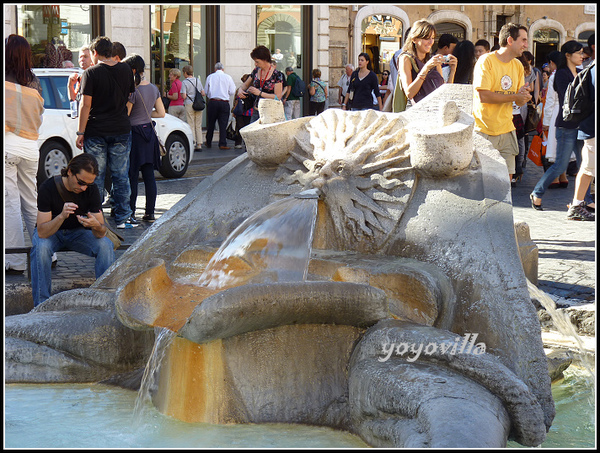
[348,70,381,109]
[37,177,102,230]
[80,62,135,137]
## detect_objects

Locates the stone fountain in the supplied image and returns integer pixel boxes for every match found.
[5,84,554,448]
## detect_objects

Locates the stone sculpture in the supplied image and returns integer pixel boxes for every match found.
[5,84,554,448]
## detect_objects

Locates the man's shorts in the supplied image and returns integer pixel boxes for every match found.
[476,130,518,175]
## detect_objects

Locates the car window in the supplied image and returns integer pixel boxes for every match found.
[38,77,55,109]
[53,77,70,109]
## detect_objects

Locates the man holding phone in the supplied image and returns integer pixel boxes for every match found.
[30,154,115,307]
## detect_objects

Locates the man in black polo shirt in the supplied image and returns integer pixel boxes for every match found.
[30,154,115,306]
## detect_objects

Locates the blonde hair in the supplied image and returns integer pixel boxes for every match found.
[402,19,437,62]
[169,68,181,78]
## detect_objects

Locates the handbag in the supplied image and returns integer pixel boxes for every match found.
[527,133,546,167]
[524,101,540,133]
[137,88,167,157]
[232,98,245,116]
[53,176,124,250]
[226,119,241,141]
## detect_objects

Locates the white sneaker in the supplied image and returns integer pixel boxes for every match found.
[235,145,243,149]
[116,221,139,229]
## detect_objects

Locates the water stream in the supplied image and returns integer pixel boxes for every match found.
[132,193,319,426]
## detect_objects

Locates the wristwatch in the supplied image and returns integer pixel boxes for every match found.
[76,131,84,136]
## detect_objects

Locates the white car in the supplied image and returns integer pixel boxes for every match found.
[33,68,194,184]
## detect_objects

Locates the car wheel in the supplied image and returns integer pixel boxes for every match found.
[159,132,189,178]
[38,140,71,186]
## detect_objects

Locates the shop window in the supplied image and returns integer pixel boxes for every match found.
[17,5,94,68]
[256,5,303,72]
[361,15,403,75]
[151,5,206,96]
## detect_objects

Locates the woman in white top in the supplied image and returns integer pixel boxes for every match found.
[5,35,45,274]
[542,51,569,187]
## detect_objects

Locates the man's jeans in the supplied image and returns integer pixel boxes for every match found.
[30,227,115,306]
[84,134,132,224]
[532,127,580,198]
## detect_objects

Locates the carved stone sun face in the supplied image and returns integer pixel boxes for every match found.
[275,109,417,251]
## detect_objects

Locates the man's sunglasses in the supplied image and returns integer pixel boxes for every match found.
[75,175,95,187]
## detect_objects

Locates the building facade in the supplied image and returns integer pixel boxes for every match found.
[5,4,595,110]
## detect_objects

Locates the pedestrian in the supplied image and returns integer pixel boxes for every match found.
[397,20,456,109]
[435,33,459,83]
[203,62,236,150]
[181,65,206,152]
[308,68,328,115]
[112,41,126,62]
[68,44,93,102]
[233,74,254,149]
[5,34,45,275]
[541,51,569,188]
[76,35,138,229]
[472,23,531,182]
[452,40,476,84]
[379,69,391,104]
[30,154,115,306]
[238,45,285,123]
[523,51,541,104]
[282,67,302,120]
[567,59,595,221]
[123,54,165,223]
[337,64,354,106]
[530,40,585,210]
[474,39,491,60]
[342,52,382,111]
[165,68,186,122]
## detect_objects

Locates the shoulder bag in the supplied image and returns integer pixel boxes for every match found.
[393,52,419,113]
[53,176,123,250]
[187,78,205,111]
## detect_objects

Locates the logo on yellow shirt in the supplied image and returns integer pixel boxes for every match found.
[500,75,513,91]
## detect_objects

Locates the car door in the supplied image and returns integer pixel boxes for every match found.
[36,74,80,183]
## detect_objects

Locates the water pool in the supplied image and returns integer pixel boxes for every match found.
[4,368,594,448]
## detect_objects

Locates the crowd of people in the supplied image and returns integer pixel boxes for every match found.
[4,23,595,304]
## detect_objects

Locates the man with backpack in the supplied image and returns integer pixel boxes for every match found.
[567,34,595,221]
[282,67,303,120]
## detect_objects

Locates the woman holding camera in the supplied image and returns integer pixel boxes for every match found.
[398,19,456,107]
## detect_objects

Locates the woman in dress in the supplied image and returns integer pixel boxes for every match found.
[124,54,166,223]
[308,68,328,115]
[5,34,45,274]
[238,45,284,123]
[398,19,456,107]
[531,41,585,210]
[342,52,382,111]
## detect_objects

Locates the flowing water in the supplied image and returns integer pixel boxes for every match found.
[528,281,596,400]
[198,193,319,289]
[132,193,319,426]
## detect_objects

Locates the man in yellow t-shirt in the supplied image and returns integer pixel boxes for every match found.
[473,23,532,179]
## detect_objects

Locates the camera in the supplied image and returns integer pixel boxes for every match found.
[443,55,452,63]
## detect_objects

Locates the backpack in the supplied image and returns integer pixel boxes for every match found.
[562,62,594,122]
[290,76,306,98]
[187,78,205,111]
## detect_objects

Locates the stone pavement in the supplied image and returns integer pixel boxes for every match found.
[4,143,596,318]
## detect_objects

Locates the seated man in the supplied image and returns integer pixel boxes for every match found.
[30,154,115,306]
